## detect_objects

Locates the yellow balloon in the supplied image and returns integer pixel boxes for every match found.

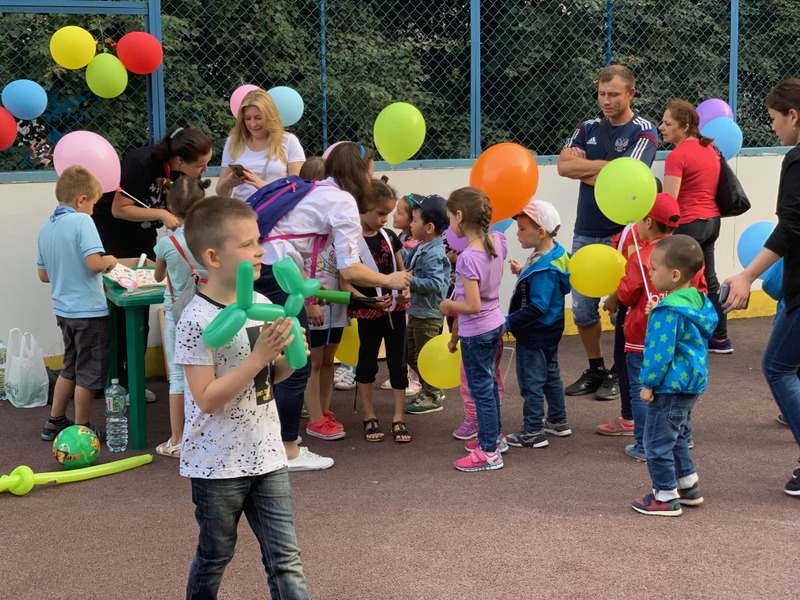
[86,54,128,99]
[569,244,627,298]
[50,26,96,70]
[334,319,360,366]
[418,333,462,389]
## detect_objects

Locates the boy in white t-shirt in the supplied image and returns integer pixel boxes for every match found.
[175,196,308,599]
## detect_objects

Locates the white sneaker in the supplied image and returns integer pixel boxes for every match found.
[380,378,392,390]
[145,388,157,404]
[287,446,334,472]
[334,369,356,390]
[334,365,352,383]
[381,379,420,397]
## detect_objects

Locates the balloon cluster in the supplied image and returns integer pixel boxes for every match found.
[202,258,320,369]
[697,98,742,160]
[50,26,163,100]
[229,84,305,127]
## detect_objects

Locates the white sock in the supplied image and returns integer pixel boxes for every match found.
[654,488,679,502]
[678,472,699,489]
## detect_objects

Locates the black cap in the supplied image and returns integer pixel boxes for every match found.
[413,194,449,231]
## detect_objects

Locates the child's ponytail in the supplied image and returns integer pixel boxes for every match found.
[446,187,497,258]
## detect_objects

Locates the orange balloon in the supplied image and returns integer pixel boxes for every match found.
[470,143,539,223]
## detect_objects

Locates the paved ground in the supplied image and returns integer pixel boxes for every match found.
[0,317,797,599]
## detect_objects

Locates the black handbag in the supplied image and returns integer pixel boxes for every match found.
[715,149,751,217]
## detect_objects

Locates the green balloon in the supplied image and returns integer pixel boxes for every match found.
[273,257,306,294]
[373,102,426,165]
[247,304,287,323]
[594,157,657,225]
[237,261,255,310]
[283,317,307,370]
[85,53,128,99]
[203,304,248,348]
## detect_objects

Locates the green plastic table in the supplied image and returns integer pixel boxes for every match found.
[105,284,164,451]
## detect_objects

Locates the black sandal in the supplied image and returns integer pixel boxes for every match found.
[363,418,383,442]
[391,421,412,443]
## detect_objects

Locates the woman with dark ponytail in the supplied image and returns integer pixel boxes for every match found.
[658,99,730,352]
[92,126,212,392]
[724,78,800,497]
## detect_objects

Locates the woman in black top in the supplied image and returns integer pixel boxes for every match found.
[724,78,800,497]
[93,126,212,391]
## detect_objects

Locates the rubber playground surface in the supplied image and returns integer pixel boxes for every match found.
[0,317,796,599]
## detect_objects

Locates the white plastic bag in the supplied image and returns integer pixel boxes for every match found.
[5,328,48,408]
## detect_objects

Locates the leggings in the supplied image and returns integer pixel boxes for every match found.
[355,312,408,390]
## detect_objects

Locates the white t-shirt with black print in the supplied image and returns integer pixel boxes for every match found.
[175,292,287,479]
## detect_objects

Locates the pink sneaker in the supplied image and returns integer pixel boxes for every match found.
[306,416,346,440]
[596,415,635,436]
[323,410,344,432]
[452,420,479,440]
[454,447,504,472]
[464,434,508,454]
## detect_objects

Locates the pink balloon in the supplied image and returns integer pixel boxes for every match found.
[444,227,467,252]
[697,98,734,130]
[322,141,348,160]
[53,131,121,193]
[230,84,261,117]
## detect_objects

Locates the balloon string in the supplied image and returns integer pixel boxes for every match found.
[630,226,654,302]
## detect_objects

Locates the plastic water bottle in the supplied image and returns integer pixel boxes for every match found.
[105,379,128,452]
[0,337,7,401]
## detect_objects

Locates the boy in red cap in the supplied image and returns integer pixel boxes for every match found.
[617,193,707,461]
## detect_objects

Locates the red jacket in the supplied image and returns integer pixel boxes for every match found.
[617,236,707,353]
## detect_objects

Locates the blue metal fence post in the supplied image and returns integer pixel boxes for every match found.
[729,0,739,117]
[469,0,481,158]
[319,0,329,150]
[145,0,167,143]
[605,0,613,65]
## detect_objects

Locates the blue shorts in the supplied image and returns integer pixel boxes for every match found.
[571,234,613,327]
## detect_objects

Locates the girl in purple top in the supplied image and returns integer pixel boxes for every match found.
[440,187,508,472]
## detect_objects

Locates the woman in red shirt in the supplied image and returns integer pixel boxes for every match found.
[660,99,730,352]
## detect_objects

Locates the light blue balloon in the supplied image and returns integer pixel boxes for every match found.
[737,221,780,281]
[268,86,304,127]
[490,218,513,233]
[1,79,47,120]
[701,116,743,161]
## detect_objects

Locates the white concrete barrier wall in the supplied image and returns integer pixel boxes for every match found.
[0,154,784,358]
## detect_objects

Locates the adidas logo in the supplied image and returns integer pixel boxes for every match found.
[587,137,597,145]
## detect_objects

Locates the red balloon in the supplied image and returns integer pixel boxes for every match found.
[0,107,17,151]
[470,143,539,223]
[116,32,163,75]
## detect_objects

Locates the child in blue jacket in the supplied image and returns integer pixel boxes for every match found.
[631,235,718,517]
[505,200,572,448]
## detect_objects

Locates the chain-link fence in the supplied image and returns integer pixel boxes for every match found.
[1,1,798,174]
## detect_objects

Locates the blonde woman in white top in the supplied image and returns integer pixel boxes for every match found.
[216,89,306,201]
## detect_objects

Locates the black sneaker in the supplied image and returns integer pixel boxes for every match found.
[82,422,107,444]
[565,369,606,396]
[677,483,704,506]
[506,429,548,448]
[41,417,74,441]
[543,419,572,437]
[785,463,800,497]
[595,371,620,401]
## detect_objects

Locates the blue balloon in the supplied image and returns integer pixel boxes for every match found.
[1,79,47,120]
[701,116,743,161]
[490,218,513,233]
[267,86,304,127]
[737,221,780,281]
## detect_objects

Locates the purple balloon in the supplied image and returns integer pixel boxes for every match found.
[697,98,734,130]
[444,227,467,252]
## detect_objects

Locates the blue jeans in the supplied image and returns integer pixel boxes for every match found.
[255,265,311,442]
[762,306,800,445]
[570,234,613,326]
[626,352,646,450]
[516,344,566,431]
[643,394,698,492]
[187,468,308,600]
[460,325,504,452]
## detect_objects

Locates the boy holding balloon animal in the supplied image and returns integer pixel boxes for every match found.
[504,200,572,448]
[174,197,308,598]
[616,193,706,462]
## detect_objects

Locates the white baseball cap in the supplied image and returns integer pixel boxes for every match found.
[513,199,561,235]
